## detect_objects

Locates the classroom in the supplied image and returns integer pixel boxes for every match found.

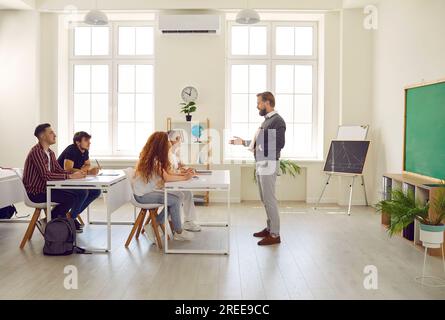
[0,0,444,304]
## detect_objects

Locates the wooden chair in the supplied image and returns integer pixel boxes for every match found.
[14,169,59,249]
[122,168,164,249]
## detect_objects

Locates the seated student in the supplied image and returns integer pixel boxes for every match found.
[167,130,201,232]
[23,123,86,220]
[58,131,101,233]
[132,131,194,242]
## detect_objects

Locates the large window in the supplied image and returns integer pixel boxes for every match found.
[69,23,154,157]
[226,20,320,160]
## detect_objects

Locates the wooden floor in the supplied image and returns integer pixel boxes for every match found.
[0,201,444,300]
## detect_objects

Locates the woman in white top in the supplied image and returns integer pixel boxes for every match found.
[132,131,194,241]
[167,130,200,232]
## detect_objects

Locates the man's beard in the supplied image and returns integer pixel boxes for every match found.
[259,108,267,116]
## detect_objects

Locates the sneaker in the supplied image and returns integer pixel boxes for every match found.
[73,220,83,233]
[36,219,47,235]
[183,221,201,232]
[143,224,156,244]
[173,230,194,241]
[74,220,84,230]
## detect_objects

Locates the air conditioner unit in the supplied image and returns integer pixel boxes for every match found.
[158,14,221,34]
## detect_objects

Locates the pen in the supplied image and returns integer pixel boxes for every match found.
[95,159,102,170]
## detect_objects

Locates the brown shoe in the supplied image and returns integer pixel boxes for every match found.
[253,228,270,238]
[258,235,281,246]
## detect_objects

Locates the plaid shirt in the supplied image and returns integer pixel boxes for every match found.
[23,143,69,195]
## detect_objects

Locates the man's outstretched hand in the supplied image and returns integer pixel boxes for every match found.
[229,136,244,145]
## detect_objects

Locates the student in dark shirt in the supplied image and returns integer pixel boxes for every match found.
[58,131,101,232]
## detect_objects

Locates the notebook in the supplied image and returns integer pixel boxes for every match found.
[195,170,212,175]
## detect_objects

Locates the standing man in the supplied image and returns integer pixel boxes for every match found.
[23,124,86,220]
[58,131,101,233]
[229,92,286,246]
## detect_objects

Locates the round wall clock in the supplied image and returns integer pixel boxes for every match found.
[181,86,198,102]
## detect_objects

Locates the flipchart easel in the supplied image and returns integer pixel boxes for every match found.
[314,125,370,215]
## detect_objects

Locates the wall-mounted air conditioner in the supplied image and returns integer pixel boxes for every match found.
[158,14,221,34]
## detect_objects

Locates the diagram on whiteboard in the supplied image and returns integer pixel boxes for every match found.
[323,141,370,174]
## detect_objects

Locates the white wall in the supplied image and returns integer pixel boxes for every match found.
[337,8,374,205]
[370,0,445,203]
[0,10,40,167]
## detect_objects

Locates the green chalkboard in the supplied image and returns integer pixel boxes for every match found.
[404,81,445,180]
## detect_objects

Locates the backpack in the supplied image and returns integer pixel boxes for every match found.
[43,218,87,256]
[0,205,17,219]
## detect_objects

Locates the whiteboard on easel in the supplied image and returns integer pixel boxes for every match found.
[336,125,369,140]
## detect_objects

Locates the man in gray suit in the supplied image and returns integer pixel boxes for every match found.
[230,92,286,246]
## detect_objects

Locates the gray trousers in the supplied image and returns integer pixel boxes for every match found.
[255,160,280,236]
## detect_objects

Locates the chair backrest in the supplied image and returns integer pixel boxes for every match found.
[122,167,139,206]
[13,168,37,207]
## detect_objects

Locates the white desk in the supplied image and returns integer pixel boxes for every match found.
[46,170,129,252]
[0,169,26,223]
[0,169,23,209]
[164,170,231,255]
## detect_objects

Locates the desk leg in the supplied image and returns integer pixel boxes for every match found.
[227,186,230,255]
[46,186,51,220]
[86,207,90,224]
[106,189,111,252]
[164,188,168,253]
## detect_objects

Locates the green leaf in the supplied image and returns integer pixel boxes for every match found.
[375,189,429,236]
[253,159,301,183]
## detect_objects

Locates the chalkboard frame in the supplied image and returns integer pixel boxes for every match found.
[403,78,445,183]
[323,140,371,175]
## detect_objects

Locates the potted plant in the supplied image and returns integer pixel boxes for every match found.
[375,189,429,237]
[376,187,445,248]
[419,187,445,248]
[253,159,301,183]
[180,101,197,122]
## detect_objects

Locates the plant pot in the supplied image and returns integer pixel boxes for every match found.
[419,223,445,248]
[186,115,192,122]
[403,222,415,241]
[381,211,391,226]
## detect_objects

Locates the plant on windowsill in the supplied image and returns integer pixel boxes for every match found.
[375,184,445,248]
[179,101,197,122]
[253,159,301,183]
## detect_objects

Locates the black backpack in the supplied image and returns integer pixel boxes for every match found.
[0,205,17,219]
[43,218,87,256]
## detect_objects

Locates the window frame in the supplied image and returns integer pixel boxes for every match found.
[271,21,318,61]
[227,21,272,60]
[68,21,155,158]
[113,21,155,60]
[112,60,155,156]
[69,60,113,156]
[69,22,112,60]
[225,19,321,161]
[271,60,318,159]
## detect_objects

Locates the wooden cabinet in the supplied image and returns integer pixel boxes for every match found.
[382,173,445,257]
